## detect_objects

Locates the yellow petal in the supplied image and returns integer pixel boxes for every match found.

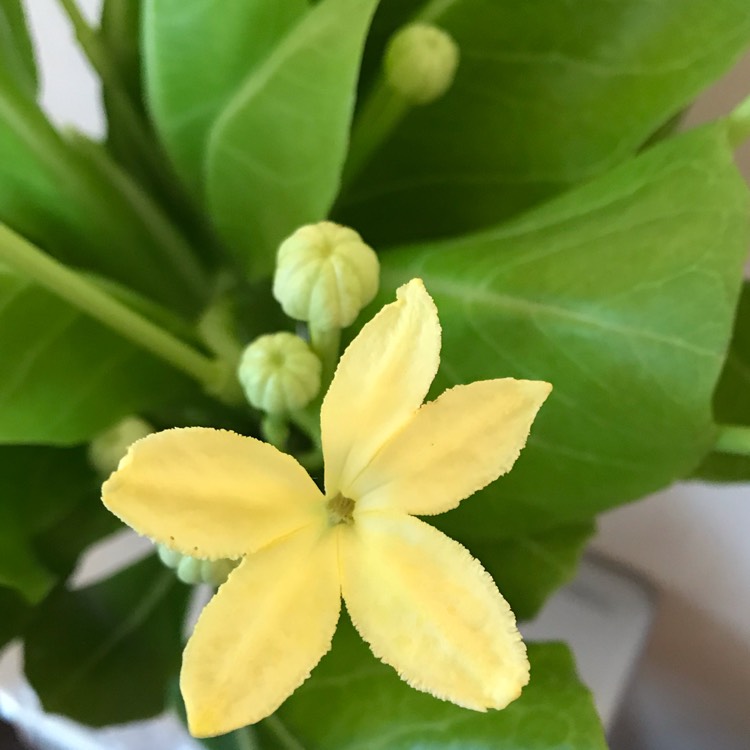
[340,513,529,711]
[102,427,324,559]
[321,278,440,495]
[182,525,341,737]
[352,379,552,515]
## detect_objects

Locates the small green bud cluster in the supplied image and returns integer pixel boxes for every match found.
[237,222,380,425]
[384,23,459,105]
[157,544,238,587]
[88,416,153,476]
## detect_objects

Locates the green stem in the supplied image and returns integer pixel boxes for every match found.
[233,726,261,750]
[714,424,750,456]
[0,224,223,391]
[728,93,750,148]
[261,414,290,450]
[343,78,409,187]
[289,408,321,450]
[309,325,341,395]
[261,714,307,750]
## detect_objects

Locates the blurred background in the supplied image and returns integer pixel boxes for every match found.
[10,2,750,748]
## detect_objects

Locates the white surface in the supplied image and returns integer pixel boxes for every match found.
[593,481,750,647]
[24,0,104,137]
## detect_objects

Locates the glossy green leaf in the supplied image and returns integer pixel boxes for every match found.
[24,555,189,726]
[0,456,119,648]
[145,0,308,193]
[0,267,196,445]
[461,521,595,622]
[0,445,95,602]
[337,0,750,246]
[206,0,380,279]
[0,0,37,96]
[271,619,606,749]
[375,124,749,537]
[694,281,750,482]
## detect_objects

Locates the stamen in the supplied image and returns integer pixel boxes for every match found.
[326,492,356,526]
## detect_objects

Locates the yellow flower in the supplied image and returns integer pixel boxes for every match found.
[102,279,551,738]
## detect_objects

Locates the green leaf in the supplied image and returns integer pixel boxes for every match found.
[0,0,37,96]
[694,281,750,481]
[376,124,749,537]
[0,71,207,313]
[0,513,56,604]
[100,0,149,177]
[461,521,595,622]
[0,586,31,647]
[145,0,308,194]
[0,504,122,646]
[0,267,196,445]
[337,0,750,246]
[0,451,119,648]
[101,0,144,111]
[0,445,96,602]
[206,0,380,280]
[24,555,190,726]
[693,450,750,483]
[272,619,606,749]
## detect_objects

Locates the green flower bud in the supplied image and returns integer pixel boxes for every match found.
[157,543,183,569]
[273,222,380,331]
[238,332,321,414]
[176,555,203,585]
[88,416,153,476]
[384,23,459,105]
[157,543,238,587]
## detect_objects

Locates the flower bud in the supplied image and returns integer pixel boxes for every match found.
[88,416,153,476]
[157,543,183,569]
[273,222,379,331]
[238,332,321,414]
[157,544,238,587]
[176,556,203,585]
[384,23,459,105]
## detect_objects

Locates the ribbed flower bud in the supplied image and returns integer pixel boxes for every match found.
[384,23,459,105]
[88,416,153,476]
[237,332,321,414]
[157,543,238,587]
[273,222,380,331]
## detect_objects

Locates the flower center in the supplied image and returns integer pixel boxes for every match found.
[326,492,355,526]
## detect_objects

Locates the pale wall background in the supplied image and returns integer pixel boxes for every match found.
[19,2,750,747]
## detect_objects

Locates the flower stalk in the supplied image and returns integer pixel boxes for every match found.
[0,224,236,401]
